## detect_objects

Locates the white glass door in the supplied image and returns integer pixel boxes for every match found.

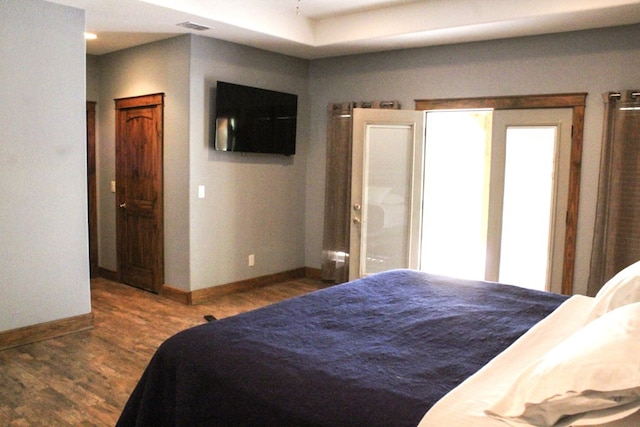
[489,109,573,292]
[349,108,426,281]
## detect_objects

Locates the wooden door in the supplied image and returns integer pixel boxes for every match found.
[86,101,98,278]
[115,93,164,293]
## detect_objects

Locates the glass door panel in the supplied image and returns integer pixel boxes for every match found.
[498,127,557,289]
[362,126,413,274]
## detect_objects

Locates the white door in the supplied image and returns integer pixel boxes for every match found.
[349,108,426,281]
[489,108,573,293]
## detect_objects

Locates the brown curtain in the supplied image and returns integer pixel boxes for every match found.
[321,101,400,283]
[588,90,640,296]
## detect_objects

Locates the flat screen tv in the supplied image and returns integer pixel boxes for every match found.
[213,81,298,156]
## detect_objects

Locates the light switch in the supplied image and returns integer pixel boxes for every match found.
[198,185,205,199]
[110,181,116,193]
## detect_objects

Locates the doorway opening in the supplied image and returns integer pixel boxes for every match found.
[415,93,586,294]
[421,109,570,292]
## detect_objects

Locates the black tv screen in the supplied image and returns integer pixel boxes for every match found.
[213,81,297,155]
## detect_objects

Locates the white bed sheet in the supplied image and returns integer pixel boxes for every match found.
[418,294,640,427]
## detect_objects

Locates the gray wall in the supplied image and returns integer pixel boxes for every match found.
[93,35,309,291]
[95,35,192,289]
[86,54,100,102]
[0,0,91,332]
[305,24,640,296]
[188,36,309,290]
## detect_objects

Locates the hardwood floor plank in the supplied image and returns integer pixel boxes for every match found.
[0,276,329,426]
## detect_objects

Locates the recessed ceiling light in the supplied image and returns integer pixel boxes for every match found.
[176,21,210,31]
[84,32,97,40]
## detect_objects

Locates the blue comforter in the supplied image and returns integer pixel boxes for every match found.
[117,269,568,427]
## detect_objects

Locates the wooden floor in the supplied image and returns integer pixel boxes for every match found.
[0,277,328,426]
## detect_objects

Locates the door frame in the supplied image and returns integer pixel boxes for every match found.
[115,93,165,293]
[415,93,587,295]
[86,101,98,278]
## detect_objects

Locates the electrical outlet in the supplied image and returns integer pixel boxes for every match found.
[248,254,255,266]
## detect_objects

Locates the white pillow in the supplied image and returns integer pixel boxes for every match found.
[485,302,640,427]
[586,260,640,323]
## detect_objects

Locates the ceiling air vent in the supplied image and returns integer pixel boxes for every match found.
[177,21,210,31]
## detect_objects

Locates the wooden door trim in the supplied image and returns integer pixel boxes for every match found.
[415,93,588,295]
[114,93,164,109]
[86,101,98,278]
[414,93,587,111]
[115,93,165,293]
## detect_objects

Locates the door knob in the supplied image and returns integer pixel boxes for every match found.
[353,203,361,211]
[353,217,361,225]
[119,203,127,208]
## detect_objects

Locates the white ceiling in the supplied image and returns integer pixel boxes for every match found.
[47,0,640,59]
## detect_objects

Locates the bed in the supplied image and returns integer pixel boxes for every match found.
[116,268,640,427]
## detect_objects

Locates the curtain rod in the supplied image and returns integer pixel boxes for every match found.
[608,91,640,100]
